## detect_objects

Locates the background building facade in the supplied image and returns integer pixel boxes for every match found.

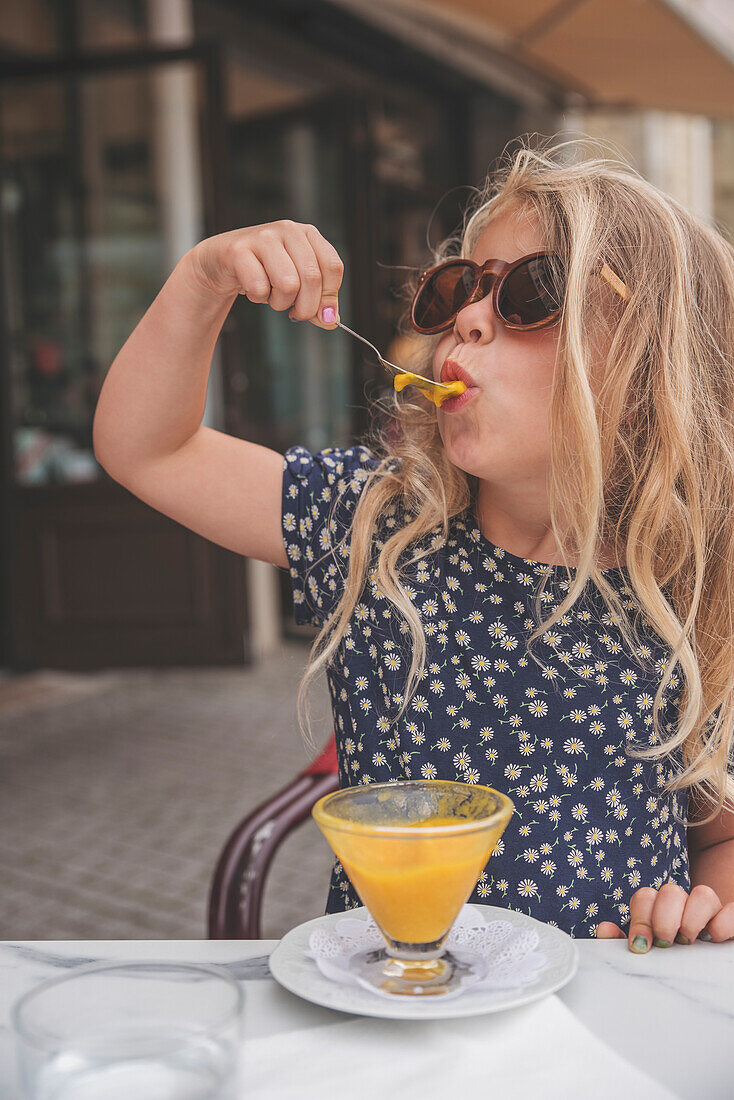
[1,0,732,671]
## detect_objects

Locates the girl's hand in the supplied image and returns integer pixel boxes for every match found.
[188,220,343,328]
[596,883,734,950]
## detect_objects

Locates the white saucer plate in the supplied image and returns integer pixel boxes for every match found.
[268,904,579,1020]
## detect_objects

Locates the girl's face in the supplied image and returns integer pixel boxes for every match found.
[432,206,560,490]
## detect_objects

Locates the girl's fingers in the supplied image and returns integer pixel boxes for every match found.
[596,887,729,951]
[680,884,722,943]
[650,882,688,947]
[233,250,272,304]
[705,900,734,943]
[282,232,326,323]
[627,886,657,952]
[595,921,626,939]
[304,224,344,327]
[249,233,302,312]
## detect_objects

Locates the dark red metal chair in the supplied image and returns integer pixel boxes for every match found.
[208,737,339,939]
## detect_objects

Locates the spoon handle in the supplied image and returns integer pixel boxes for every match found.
[334,320,454,391]
[335,321,400,374]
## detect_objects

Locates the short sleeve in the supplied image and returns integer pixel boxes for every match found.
[282,445,380,627]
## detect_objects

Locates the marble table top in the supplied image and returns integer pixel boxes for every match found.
[1,938,732,1098]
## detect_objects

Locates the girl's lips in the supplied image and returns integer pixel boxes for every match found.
[438,357,479,412]
[440,358,477,389]
[439,385,479,413]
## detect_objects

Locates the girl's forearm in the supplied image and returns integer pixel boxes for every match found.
[93,248,237,475]
[688,837,734,905]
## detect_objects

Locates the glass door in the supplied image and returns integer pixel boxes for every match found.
[0,48,218,488]
[227,98,355,455]
[0,46,247,668]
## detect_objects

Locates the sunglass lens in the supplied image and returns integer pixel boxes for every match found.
[413,263,475,329]
[497,254,564,326]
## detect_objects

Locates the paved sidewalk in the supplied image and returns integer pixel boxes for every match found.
[0,643,335,940]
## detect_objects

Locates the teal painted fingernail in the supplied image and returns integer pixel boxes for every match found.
[675,933,690,945]
[631,935,649,953]
[653,937,670,948]
[698,930,713,942]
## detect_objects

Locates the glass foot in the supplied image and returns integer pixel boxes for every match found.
[347,947,487,997]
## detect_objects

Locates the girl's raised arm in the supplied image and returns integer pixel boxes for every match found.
[92,221,343,567]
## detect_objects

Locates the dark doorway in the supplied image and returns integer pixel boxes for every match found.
[0,46,248,669]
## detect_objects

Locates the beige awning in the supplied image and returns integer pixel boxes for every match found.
[339,0,734,117]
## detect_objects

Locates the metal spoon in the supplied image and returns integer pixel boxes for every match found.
[335,321,465,406]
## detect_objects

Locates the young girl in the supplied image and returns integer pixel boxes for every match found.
[93,138,734,949]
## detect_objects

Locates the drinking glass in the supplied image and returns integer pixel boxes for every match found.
[11,961,243,1100]
[312,779,514,996]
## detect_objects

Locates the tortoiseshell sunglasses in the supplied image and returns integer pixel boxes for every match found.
[410,251,630,334]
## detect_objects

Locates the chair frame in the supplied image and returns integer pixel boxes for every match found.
[208,738,339,939]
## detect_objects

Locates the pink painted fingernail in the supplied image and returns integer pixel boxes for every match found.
[321,306,336,324]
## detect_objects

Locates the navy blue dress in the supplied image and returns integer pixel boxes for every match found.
[282,444,690,937]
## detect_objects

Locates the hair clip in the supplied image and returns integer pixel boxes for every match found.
[600,263,630,302]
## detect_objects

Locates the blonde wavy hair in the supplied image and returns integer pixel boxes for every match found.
[297,135,734,827]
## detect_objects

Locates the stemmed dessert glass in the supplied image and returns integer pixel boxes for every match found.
[312,779,514,997]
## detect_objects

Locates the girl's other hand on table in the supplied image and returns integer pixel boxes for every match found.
[595,883,734,951]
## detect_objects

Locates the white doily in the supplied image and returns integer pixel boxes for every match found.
[305,906,548,1002]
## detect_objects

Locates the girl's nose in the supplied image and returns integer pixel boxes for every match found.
[454,298,495,344]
